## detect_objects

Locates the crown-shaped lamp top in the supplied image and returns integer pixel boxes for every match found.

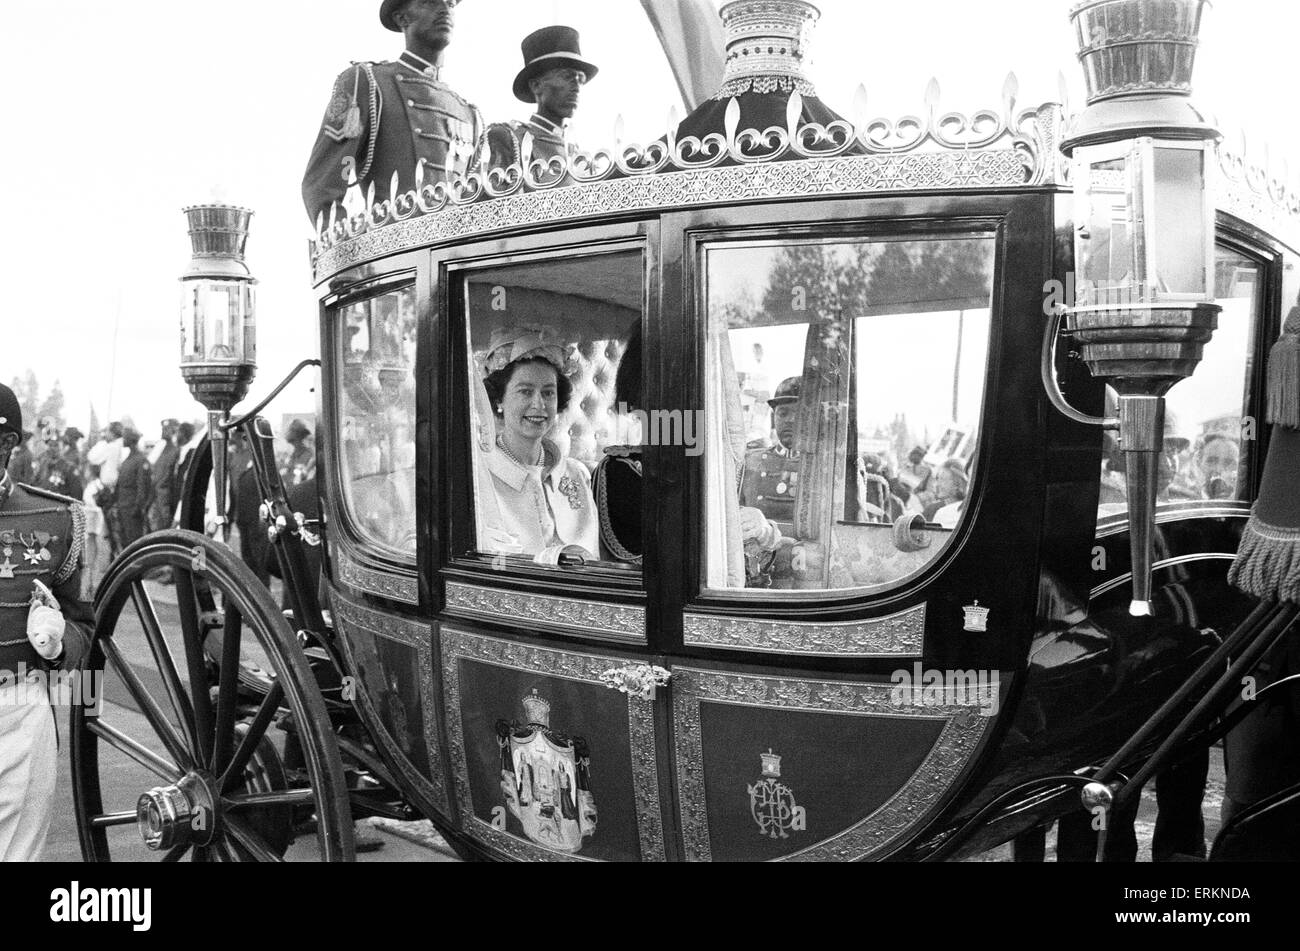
[521,689,552,728]
[183,203,254,280]
[718,0,820,85]
[1070,0,1209,104]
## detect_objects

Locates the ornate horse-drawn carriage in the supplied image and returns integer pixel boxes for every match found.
[74,0,1300,861]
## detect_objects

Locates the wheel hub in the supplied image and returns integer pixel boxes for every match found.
[137,772,219,851]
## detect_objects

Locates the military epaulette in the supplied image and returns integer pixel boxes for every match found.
[17,483,78,506]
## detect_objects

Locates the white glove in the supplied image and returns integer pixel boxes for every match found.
[739,507,782,551]
[28,581,65,661]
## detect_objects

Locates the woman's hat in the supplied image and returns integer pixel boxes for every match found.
[483,327,569,377]
[512,26,599,103]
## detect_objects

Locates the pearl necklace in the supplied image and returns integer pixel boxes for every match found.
[497,435,542,468]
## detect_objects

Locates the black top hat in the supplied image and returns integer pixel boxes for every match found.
[0,383,19,438]
[512,26,599,103]
[768,376,801,408]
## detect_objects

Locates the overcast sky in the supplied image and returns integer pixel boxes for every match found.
[1,0,1294,435]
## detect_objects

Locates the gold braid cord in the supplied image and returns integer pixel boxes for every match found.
[53,502,85,587]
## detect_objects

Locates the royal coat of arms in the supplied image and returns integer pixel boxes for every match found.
[495,689,597,853]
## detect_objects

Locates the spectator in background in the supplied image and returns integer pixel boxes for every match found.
[87,422,125,489]
[33,427,84,501]
[114,429,153,548]
[282,420,315,487]
[923,458,969,524]
[171,421,198,520]
[149,419,180,532]
[81,465,112,599]
[897,446,932,503]
[5,430,36,485]
[1198,434,1240,500]
[232,450,270,587]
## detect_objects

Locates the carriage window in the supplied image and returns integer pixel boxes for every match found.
[1097,247,1262,523]
[337,285,418,556]
[703,235,996,592]
[461,250,643,570]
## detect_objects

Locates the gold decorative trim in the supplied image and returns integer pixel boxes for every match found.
[1218,134,1300,251]
[444,581,646,643]
[440,626,666,862]
[683,603,925,656]
[329,587,449,817]
[672,666,991,862]
[333,545,419,605]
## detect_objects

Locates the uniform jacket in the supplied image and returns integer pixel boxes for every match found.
[740,444,800,523]
[303,52,483,224]
[0,476,92,671]
[34,450,83,503]
[485,114,574,176]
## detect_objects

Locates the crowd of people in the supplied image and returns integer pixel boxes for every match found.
[3,415,318,600]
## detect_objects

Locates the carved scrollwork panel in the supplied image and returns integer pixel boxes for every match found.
[333,544,419,605]
[683,603,925,656]
[443,581,646,642]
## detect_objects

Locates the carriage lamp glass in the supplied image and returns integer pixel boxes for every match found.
[179,203,259,530]
[1073,138,1215,308]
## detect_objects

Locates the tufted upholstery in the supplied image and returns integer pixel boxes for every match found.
[559,337,628,470]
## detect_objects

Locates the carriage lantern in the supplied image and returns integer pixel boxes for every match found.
[179,203,258,527]
[1054,0,1221,616]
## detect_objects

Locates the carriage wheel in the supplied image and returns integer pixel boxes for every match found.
[72,530,355,862]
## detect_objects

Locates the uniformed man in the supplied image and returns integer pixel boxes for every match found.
[740,376,802,524]
[302,0,483,225]
[485,26,598,175]
[0,382,92,861]
[114,429,152,549]
[33,428,84,503]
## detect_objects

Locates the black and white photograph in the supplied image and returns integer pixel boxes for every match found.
[1,0,1297,931]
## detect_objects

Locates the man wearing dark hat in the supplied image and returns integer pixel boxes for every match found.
[302,0,483,226]
[485,26,598,174]
[740,376,802,524]
[282,419,316,487]
[0,382,92,860]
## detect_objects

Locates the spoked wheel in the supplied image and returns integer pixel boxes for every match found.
[73,530,355,862]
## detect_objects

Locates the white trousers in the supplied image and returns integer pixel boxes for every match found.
[0,678,56,862]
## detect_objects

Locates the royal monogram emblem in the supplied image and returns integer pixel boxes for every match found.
[557,475,585,511]
[747,749,807,840]
[495,689,598,853]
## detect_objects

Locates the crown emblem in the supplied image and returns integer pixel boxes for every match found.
[520,689,552,728]
[719,0,820,84]
[963,600,991,633]
[759,748,782,779]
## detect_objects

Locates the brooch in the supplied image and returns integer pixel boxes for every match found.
[557,476,585,511]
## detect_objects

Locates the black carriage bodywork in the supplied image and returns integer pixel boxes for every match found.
[308,134,1300,862]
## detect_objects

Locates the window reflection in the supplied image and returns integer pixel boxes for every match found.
[705,235,996,592]
[1097,247,1260,523]
[462,251,643,570]
[337,285,418,555]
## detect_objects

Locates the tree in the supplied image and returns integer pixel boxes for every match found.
[37,381,66,431]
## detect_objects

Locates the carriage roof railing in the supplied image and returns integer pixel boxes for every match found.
[309,77,1300,283]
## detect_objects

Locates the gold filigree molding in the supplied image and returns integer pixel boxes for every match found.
[683,603,925,656]
[333,544,419,605]
[443,581,646,643]
[440,626,666,862]
[672,665,991,862]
